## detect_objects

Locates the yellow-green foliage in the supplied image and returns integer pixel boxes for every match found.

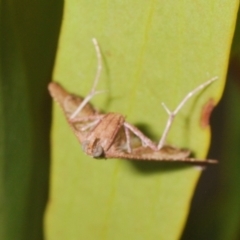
[45,1,238,240]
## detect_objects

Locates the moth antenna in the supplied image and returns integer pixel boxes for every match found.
[70,38,104,119]
[157,76,218,150]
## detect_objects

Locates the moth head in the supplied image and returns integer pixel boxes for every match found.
[82,139,104,158]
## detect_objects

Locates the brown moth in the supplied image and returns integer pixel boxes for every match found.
[48,38,218,165]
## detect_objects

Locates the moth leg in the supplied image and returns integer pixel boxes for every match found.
[157,76,218,150]
[80,119,101,131]
[124,122,158,151]
[70,38,105,119]
[69,115,104,131]
[124,126,132,153]
[69,114,105,123]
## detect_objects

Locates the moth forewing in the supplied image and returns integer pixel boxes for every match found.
[104,146,218,165]
[48,82,96,118]
[48,82,99,142]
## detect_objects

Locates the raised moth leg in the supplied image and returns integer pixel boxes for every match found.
[157,76,218,150]
[69,114,105,131]
[124,122,158,151]
[70,38,104,120]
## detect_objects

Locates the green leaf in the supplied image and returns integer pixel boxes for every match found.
[46,1,238,239]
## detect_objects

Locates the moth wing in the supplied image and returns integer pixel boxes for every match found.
[48,82,98,142]
[48,82,96,118]
[105,145,218,165]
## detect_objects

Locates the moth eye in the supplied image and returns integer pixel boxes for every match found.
[82,141,103,158]
[82,141,90,154]
[92,145,103,158]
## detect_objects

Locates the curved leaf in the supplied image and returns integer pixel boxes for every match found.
[46,1,238,239]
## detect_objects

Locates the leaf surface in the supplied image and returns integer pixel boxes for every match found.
[46,1,238,239]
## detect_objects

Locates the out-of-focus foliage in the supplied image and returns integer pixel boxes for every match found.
[0,1,63,239]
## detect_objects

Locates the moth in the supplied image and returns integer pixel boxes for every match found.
[48,38,218,165]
